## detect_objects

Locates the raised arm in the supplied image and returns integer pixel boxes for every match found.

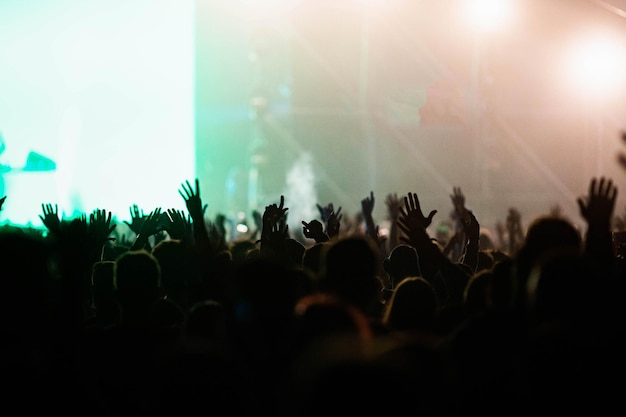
[577,176,618,276]
[444,186,468,261]
[618,131,626,170]
[397,192,449,293]
[260,195,296,266]
[301,219,329,243]
[458,209,480,274]
[179,178,212,253]
[123,204,146,236]
[384,192,402,254]
[398,192,438,231]
[39,203,61,236]
[162,208,193,243]
[361,191,377,240]
[130,207,163,251]
[88,208,117,250]
[506,207,524,257]
[317,202,342,239]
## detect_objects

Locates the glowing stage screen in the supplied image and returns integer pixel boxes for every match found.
[0,0,195,227]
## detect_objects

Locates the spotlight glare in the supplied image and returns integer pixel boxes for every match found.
[462,0,515,34]
[564,30,626,100]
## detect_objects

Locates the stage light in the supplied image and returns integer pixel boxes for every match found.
[562,29,626,101]
[462,0,515,34]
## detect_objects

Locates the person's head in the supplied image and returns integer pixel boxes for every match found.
[463,269,494,317]
[151,239,200,311]
[185,299,229,341]
[302,242,327,279]
[91,260,116,309]
[318,235,383,316]
[382,276,438,333]
[383,244,421,288]
[514,216,582,309]
[229,238,258,265]
[526,248,596,324]
[519,216,582,265]
[114,249,162,315]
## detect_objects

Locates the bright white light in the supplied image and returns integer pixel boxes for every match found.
[0,0,195,226]
[563,30,626,100]
[462,0,515,34]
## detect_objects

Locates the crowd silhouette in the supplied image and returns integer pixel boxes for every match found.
[1,131,626,416]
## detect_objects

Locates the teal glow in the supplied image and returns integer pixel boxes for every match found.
[0,0,195,227]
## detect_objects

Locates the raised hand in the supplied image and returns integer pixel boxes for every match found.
[326,205,342,238]
[360,190,381,242]
[162,208,193,241]
[385,192,402,222]
[506,208,523,236]
[39,203,61,234]
[206,213,228,252]
[130,207,163,250]
[316,202,336,223]
[142,208,164,236]
[179,178,205,221]
[260,196,292,262]
[265,195,288,220]
[302,219,329,243]
[248,208,263,240]
[361,191,375,218]
[459,209,480,273]
[267,213,289,240]
[124,204,146,235]
[398,192,437,230]
[578,177,619,274]
[261,195,288,242]
[577,176,618,228]
[460,209,480,236]
[450,186,466,215]
[213,213,228,239]
[88,208,116,245]
[618,132,626,170]
[506,207,524,255]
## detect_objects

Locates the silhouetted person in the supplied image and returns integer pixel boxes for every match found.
[317,235,385,324]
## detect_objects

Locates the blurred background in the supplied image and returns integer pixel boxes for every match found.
[1,0,625,234]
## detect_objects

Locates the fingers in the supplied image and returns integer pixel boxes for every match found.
[398,205,408,219]
[407,192,418,211]
[588,177,618,201]
[577,197,587,216]
[598,177,617,199]
[406,193,412,209]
